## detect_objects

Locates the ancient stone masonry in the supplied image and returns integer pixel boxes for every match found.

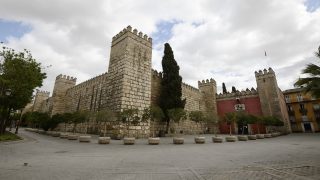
[65,73,108,113]
[33,90,50,112]
[101,25,152,113]
[255,68,291,132]
[26,26,291,136]
[216,88,258,101]
[51,74,77,115]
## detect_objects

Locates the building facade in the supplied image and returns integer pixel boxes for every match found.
[27,26,291,137]
[284,88,320,132]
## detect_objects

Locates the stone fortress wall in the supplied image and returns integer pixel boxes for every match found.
[30,25,291,137]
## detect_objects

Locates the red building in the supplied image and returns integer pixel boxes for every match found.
[216,89,265,134]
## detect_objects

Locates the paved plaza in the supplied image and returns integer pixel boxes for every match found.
[1,129,320,180]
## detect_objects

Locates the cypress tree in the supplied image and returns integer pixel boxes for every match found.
[232,86,237,93]
[222,83,227,94]
[159,43,186,132]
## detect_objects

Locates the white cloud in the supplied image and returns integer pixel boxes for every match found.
[0,0,319,95]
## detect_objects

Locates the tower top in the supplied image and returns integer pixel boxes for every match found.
[254,67,275,79]
[198,78,216,87]
[56,74,77,82]
[111,25,152,47]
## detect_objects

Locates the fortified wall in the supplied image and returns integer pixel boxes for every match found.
[28,26,291,137]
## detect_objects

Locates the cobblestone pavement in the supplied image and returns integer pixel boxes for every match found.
[1,129,320,180]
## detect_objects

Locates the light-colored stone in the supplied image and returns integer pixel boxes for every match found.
[123,137,135,145]
[212,136,223,143]
[60,133,69,138]
[225,136,237,142]
[98,137,111,144]
[173,137,184,144]
[264,134,272,138]
[194,136,205,144]
[238,135,248,141]
[248,135,257,140]
[148,137,160,145]
[257,134,265,139]
[67,134,78,140]
[79,135,91,142]
[52,132,60,137]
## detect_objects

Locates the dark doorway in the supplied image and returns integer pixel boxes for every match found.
[303,122,312,132]
[238,124,248,135]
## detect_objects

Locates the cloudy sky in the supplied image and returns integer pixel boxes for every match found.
[0,0,320,94]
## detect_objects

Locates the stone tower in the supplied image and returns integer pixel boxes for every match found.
[198,78,218,116]
[255,68,291,132]
[33,90,50,112]
[51,74,77,115]
[104,25,152,112]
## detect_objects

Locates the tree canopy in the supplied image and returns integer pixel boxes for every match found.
[0,45,46,134]
[294,46,320,98]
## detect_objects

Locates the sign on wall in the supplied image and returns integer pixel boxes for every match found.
[235,104,245,111]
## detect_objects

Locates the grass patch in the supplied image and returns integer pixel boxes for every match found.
[0,131,22,142]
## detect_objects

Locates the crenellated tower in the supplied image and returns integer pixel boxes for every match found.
[255,67,291,132]
[51,74,77,115]
[33,90,50,112]
[102,25,152,112]
[198,78,218,117]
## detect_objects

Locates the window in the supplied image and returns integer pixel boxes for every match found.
[287,105,293,111]
[299,104,305,110]
[313,104,320,110]
[285,95,291,103]
[297,94,303,102]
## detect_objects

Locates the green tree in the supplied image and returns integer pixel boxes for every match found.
[189,111,204,134]
[159,43,186,133]
[119,109,140,137]
[60,113,73,132]
[167,108,187,134]
[0,45,46,134]
[222,83,227,94]
[141,105,164,137]
[95,109,117,137]
[204,112,219,136]
[224,112,237,135]
[294,46,320,98]
[70,111,90,134]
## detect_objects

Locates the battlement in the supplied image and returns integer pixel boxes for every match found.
[217,88,258,99]
[198,78,216,87]
[112,25,152,46]
[151,69,162,78]
[36,89,50,96]
[182,82,200,92]
[56,74,77,82]
[255,67,275,77]
[68,73,108,91]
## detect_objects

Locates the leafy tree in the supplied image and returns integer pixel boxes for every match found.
[141,105,164,137]
[119,109,140,137]
[0,45,46,134]
[222,83,227,94]
[70,111,90,134]
[189,111,204,134]
[224,112,237,135]
[294,46,320,98]
[159,43,186,133]
[204,112,219,136]
[48,113,65,131]
[167,108,187,134]
[95,109,117,137]
[60,113,73,132]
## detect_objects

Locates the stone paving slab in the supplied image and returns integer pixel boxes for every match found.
[1,129,320,180]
